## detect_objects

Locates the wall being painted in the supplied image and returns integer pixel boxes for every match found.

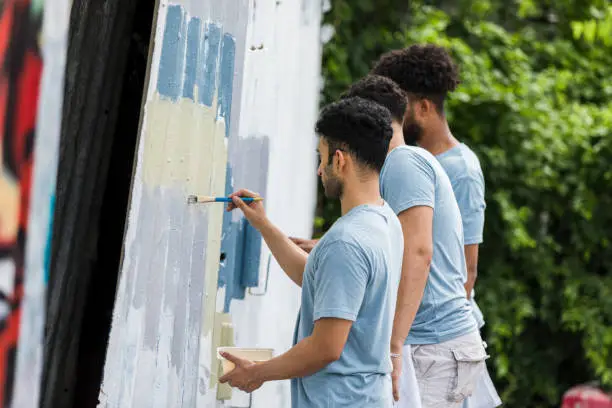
[0,0,70,407]
[99,0,322,407]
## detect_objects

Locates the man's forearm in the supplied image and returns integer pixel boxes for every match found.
[464,244,480,299]
[258,220,308,286]
[464,266,477,299]
[252,336,335,382]
[390,254,431,352]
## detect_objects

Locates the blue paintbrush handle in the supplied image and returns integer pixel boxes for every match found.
[215,197,260,202]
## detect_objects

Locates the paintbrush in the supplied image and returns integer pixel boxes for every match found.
[187,195,264,204]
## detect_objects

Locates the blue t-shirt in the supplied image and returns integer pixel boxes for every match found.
[436,143,487,328]
[380,145,476,345]
[291,203,403,408]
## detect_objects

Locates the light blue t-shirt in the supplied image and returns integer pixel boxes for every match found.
[291,203,403,408]
[380,145,477,345]
[436,143,487,328]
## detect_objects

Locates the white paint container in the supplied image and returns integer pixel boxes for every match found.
[217,347,274,375]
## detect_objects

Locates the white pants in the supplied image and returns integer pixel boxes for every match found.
[394,331,493,408]
[462,364,502,408]
[462,338,501,408]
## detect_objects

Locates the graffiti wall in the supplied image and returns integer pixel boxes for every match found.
[99,0,322,406]
[0,0,70,407]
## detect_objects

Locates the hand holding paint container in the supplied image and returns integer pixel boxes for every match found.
[217,347,274,375]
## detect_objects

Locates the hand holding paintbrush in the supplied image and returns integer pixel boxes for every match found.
[225,189,267,230]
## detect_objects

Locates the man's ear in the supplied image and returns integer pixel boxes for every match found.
[417,99,429,116]
[419,98,439,118]
[334,149,347,172]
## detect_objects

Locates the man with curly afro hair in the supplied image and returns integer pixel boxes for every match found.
[371,44,459,145]
[373,45,501,408]
[368,45,499,408]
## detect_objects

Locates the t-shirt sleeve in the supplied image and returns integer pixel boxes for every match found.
[381,149,436,215]
[454,175,486,245]
[313,241,369,322]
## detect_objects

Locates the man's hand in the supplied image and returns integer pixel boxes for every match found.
[391,354,402,402]
[227,189,267,230]
[227,189,308,286]
[218,352,264,393]
[289,237,319,254]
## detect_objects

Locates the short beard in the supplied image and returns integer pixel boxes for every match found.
[403,122,423,146]
[322,168,343,199]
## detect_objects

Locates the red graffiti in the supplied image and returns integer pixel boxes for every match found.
[0,0,42,405]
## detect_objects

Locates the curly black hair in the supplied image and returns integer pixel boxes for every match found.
[315,97,393,173]
[340,75,407,122]
[371,44,460,113]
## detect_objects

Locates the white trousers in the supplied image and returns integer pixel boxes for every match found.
[394,331,500,408]
[462,364,502,408]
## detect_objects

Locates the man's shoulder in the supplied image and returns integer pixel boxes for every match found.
[438,144,484,183]
[320,211,392,254]
[383,145,441,181]
[388,145,438,164]
[315,226,361,256]
[458,144,484,177]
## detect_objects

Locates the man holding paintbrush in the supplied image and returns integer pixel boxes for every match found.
[220,97,403,407]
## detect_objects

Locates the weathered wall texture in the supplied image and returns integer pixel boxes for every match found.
[99,0,322,407]
[0,0,70,406]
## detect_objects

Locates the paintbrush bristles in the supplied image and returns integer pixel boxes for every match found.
[187,195,214,203]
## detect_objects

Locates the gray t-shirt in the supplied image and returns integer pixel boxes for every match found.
[291,202,402,407]
[380,145,476,344]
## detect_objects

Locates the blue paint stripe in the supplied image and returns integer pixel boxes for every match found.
[230,219,247,305]
[218,163,254,312]
[198,23,221,107]
[218,33,236,137]
[183,17,202,100]
[157,5,187,100]
[241,224,261,287]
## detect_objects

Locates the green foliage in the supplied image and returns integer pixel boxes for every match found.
[319,1,612,407]
[571,5,612,46]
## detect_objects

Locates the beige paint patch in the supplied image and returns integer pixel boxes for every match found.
[203,104,228,339]
[141,93,223,193]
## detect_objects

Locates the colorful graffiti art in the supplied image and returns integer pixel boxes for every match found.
[0,0,43,406]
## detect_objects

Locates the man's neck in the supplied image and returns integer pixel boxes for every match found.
[388,121,405,152]
[419,119,459,156]
[340,177,383,216]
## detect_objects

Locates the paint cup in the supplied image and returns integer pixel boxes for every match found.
[217,347,274,375]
